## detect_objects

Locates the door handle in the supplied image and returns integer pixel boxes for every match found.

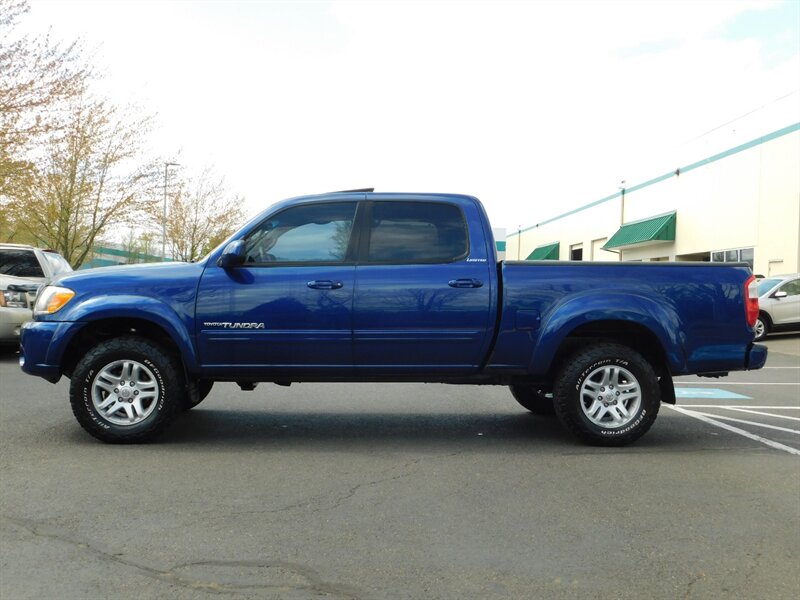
[307,280,344,290]
[448,278,483,288]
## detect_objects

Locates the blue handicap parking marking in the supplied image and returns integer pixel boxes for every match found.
[674,387,751,400]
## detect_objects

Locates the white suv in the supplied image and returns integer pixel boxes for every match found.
[0,244,73,345]
[754,273,800,341]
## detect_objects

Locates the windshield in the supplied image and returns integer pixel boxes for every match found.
[757,278,782,296]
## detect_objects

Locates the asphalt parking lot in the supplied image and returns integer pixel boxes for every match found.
[1,336,798,600]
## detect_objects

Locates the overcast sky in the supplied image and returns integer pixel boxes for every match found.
[22,0,800,232]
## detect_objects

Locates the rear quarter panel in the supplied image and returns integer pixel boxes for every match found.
[488,262,754,376]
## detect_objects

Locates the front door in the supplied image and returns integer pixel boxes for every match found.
[196,201,359,370]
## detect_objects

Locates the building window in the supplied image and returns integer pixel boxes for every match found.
[570,244,583,261]
[711,247,754,269]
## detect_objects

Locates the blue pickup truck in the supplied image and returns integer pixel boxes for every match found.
[20,191,767,445]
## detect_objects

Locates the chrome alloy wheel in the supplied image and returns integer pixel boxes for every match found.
[579,365,642,428]
[91,360,160,426]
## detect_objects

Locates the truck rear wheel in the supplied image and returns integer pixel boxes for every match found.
[509,385,556,416]
[69,337,183,443]
[553,343,660,446]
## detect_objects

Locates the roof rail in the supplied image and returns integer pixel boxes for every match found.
[331,188,374,193]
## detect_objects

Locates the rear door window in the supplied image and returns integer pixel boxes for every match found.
[366,202,468,263]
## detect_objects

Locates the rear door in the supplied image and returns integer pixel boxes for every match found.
[196,201,359,370]
[352,199,493,372]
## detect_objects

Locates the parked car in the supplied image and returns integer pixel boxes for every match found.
[754,273,800,341]
[0,244,72,345]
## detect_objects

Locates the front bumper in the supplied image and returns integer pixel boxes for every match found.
[0,307,32,343]
[19,320,84,383]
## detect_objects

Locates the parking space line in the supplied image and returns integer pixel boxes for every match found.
[678,409,800,434]
[676,405,799,409]
[724,407,800,421]
[667,405,800,456]
[673,382,798,385]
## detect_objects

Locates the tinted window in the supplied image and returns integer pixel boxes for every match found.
[0,249,44,277]
[244,202,356,264]
[367,202,467,263]
[779,279,800,297]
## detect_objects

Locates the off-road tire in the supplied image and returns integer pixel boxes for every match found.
[69,337,184,443]
[553,343,661,446]
[509,385,556,416]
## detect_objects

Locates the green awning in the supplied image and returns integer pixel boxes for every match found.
[526,242,559,260]
[496,241,506,252]
[604,211,677,250]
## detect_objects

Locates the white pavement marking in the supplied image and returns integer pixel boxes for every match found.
[676,405,800,409]
[673,382,798,385]
[724,407,800,421]
[667,405,800,456]
[762,366,800,369]
[678,409,800,434]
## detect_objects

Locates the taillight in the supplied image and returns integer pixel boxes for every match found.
[744,275,759,329]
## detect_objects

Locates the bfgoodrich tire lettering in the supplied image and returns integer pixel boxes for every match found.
[69,337,183,443]
[553,343,661,446]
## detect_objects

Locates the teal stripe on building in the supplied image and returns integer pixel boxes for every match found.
[509,122,800,237]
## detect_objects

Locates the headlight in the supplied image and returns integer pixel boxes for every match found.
[34,286,75,316]
[1,289,27,308]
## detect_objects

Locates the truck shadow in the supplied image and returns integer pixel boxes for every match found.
[157,408,670,452]
[162,408,568,448]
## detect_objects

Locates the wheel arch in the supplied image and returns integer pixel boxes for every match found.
[536,320,676,405]
[61,316,192,381]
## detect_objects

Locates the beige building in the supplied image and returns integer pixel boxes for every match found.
[507,123,800,277]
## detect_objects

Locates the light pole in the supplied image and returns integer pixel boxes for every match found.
[162,162,179,260]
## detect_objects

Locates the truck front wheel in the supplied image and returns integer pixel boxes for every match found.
[553,343,660,446]
[69,337,183,443]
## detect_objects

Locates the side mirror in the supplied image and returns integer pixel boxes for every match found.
[773,291,788,299]
[218,240,246,268]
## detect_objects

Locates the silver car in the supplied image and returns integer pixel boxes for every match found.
[0,244,73,345]
[754,273,800,341]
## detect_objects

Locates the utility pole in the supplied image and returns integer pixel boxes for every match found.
[162,162,179,260]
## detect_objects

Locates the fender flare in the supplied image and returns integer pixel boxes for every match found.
[56,295,200,372]
[526,292,687,378]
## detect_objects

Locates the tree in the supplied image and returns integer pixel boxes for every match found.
[161,168,246,262]
[0,0,88,197]
[6,96,159,267]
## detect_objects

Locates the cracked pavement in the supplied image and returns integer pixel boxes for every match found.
[1,341,799,599]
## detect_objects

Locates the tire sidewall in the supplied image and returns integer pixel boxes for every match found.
[70,338,179,441]
[555,345,660,445]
